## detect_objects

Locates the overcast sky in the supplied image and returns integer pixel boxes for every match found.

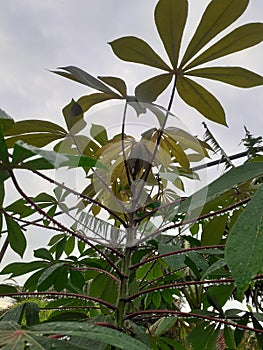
[0,1,262,278]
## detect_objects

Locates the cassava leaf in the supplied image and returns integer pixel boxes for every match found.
[184,23,263,70]
[135,73,172,102]
[155,0,188,68]
[109,36,171,71]
[54,66,116,94]
[77,93,117,113]
[177,76,226,125]
[0,108,14,131]
[5,215,26,258]
[186,67,263,88]
[180,0,249,68]
[98,76,127,97]
[225,184,263,296]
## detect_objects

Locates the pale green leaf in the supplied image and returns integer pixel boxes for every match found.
[186,67,263,88]
[135,73,172,102]
[184,23,263,70]
[4,120,66,136]
[201,214,228,245]
[109,36,171,71]
[177,76,226,125]
[98,76,127,97]
[155,0,188,68]
[180,0,249,67]
[62,99,86,134]
[90,124,108,146]
[225,184,263,295]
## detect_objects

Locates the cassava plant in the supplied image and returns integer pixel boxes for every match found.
[0,0,263,349]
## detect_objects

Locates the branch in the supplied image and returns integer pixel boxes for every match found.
[124,309,263,334]
[0,291,116,310]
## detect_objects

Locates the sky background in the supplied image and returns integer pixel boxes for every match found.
[0,0,262,282]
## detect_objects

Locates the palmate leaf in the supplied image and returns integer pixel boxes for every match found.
[184,23,263,70]
[98,76,127,97]
[177,76,226,125]
[186,67,263,88]
[154,0,188,68]
[109,36,171,71]
[225,183,263,297]
[180,0,249,68]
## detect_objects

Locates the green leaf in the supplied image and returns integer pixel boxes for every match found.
[65,236,75,256]
[90,124,108,146]
[135,73,172,102]
[25,302,39,326]
[98,76,127,97]
[224,326,236,349]
[62,99,86,134]
[1,303,25,323]
[0,261,47,277]
[201,215,228,245]
[109,36,171,71]
[188,322,219,350]
[152,292,161,308]
[159,244,185,270]
[204,285,234,311]
[177,76,226,125]
[77,93,117,113]
[186,67,263,88]
[34,248,54,261]
[0,128,9,164]
[6,133,64,148]
[184,23,263,70]
[0,108,14,131]
[152,317,178,337]
[225,184,263,295]
[180,0,249,67]
[5,215,26,258]
[4,119,66,136]
[155,0,188,68]
[179,162,263,215]
[0,284,18,294]
[37,263,65,291]
[31,322,151,350]
[55,66,116,94]
[201,259,226,279]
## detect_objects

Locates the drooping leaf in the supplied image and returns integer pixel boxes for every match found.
[4,119,66,136]
[184,23,263,70]
[5,215,26,258]
[177,76,226,125]
[109,36,171,71]
[201,214,228,245]
[180,0,249,67]
[225,184,263,296]
[98,76,127,97]
[0,303,25,323]
[188,322,220,350]
[186,67,263,88]
[155,0,188,68]
[0,284,18,294]
[0,108,14,131]
[0,261,47,278]
[135,73,173,102]
[54,66,116,94]
[224,326,236,349]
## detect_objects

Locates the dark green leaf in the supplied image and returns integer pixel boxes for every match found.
[65,236,75,256]
[201,214,228,245]
[6,133,64,148]
[0,284,18,294]
[34,248,54,261]
[0,261,47,277]
[54,266,68,291]
[177,76,226,125]
[109,36,171,71]
[155,0,188,68]
[179,162,263,215]
[0,108,14,131]
[225,184,263,295]
[159,244,185,270]
[135,73,172,102]
[186,67,263,88]
[62,98,86,134]
[25,302,39,326]
[224,326,236,349]
[31,322,151,350]
[0,303,25,323]
[180,0,249,67]
[98,76,127,97]
[0,128,9,164]
[153,317,177,337]
[37,263,64,291]
[90,124,108,146]
[77,93,117,113]
[55,66,115,94]
[5,215,26,258]
[188,322,219,350]
[184,23,263,70]
[4,120,66,136]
